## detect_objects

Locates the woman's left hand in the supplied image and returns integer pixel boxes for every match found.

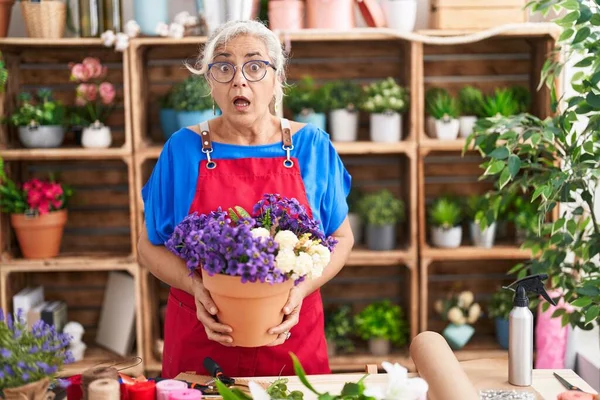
[266,286,305,346]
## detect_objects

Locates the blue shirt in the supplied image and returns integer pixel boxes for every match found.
[141,123,352,246]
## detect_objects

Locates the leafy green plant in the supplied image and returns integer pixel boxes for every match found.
[325,305,354,353]
[0,51,7,94]
[284,76,328,114]
[346,186,363,214]
[428,196,462,229]
[510,85,531,114]
[458,86,485,117]
[360,77,409,114]
[356,189,405,226]
[172,75,213,111]
[487,286,537,320]
[465,0,600,328]
[479,88,520,118]
[324,80,363,111]
[426,90,460,120]
[354,300,408,346]
[9,90,66,127]
[159,87,176,109]
[508,195,540,235]
[425,87,449,107]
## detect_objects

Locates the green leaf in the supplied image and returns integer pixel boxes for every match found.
[486,160,505,175]
[570,297,592,308]
[234,206,252,219]
[591,13,600,26]
[498,167,511,190]
[561,0,579,9]
[583,141,594,154]
[567,219,577,236]
[291,353,321,395]
[508,154,521,178]
[228,208,240,223]
[573,27,591,44]
[586,92,600,108]
[490,147,510,160]
[558,28,574,41]
[584,305,599,324]
[574,57,595,68]
[542,301,550,313]
[215,380,243,400]
[576,103,593,114]
[532,186,547,201]
[341,383,361,396]
[561,312,570,327]
[552,308,566,318]
[577,286,600,297]
[557,10,579,25]
[577,6,593,23]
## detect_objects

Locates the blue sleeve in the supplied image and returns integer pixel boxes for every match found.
[141,139,175,245]
[321,140,352,236]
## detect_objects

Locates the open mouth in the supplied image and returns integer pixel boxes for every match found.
[233,96,251,109]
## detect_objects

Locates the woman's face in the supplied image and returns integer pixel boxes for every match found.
[208,34,276,125]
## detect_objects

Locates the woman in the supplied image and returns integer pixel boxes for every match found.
[138,19,354,378]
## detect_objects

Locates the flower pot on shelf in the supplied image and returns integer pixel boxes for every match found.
[18,125,65,148]
[2,377,53,400]
[495,317,509,350]
[160,108,179,140]
[268,0,305,30]
[306,0,355,29]
[21,0,66,39]
[426,116,436,138]
[370,112,402,142]
[369,337,391,356]
[442,323,474,350]
[176,110,214,130]
[330,109,358,142]
[434,118,460,140]
[431,225,462,248]
[348,212,363,245]
[10,209,67,259]
[366,224,396,251]
[201,269,294,347]
[295,111,326,132]
[459,116,477,138]
[134,0,168,35]
[0,0,14,37]
[81,121,112,148]
[382,0,417,32]
[469,221,497,248]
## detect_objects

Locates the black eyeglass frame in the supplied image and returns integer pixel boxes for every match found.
[207,60,277,83]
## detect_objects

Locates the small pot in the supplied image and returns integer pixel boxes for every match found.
[160,108,179,140]
[69,342,87,362]
[330,108,358,142]
[370,112,402,142]
[459,116,478,138]
[176,109,214,130]
[348,212,363,245]
[0,0,14,37]
[268,0,305,30]
[382,0,417,32]
[81,121,112,148]
[431,225,462,248]
[10,209,67,259]
[426,116,436,138]
[366,224,396,251]
[495,317,509,350]
[295,110,326,132]
[434,118,460,140]
[369,338,391,356]
[442,323,474,350]
[469,221,497,248]
[18,125,65,148]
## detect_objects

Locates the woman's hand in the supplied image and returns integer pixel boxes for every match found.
[192,277,234,346]
[266,286,305,346]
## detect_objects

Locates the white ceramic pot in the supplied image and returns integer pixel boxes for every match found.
[382,0,417,32]
[81,122,112,148]
[18,125,65,148]
[370,112,402,142]
[434,118,460,140]
[330,108,359,142]
[426,116,436,138]
[470,221,497,248]
[431,226,462,248]
[348,212,363,245]
[459,116,478,138]
[69,342,87,362]
[369,338,391,356]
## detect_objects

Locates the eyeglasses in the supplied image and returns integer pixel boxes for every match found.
[208,60,276,83]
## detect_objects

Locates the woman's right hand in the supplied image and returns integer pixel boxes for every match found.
[192,278,234,346]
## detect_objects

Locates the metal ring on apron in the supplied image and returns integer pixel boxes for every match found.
[282,144,294,168]
[202,148,217,169]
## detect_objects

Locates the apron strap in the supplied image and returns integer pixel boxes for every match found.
[197,120,216,169]
[280,118,294,169]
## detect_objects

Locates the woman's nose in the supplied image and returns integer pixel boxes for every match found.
[232,67,248,87]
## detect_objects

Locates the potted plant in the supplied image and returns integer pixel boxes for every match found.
[69,57,117,148]
[510,85,531,114]
[458,86,484,138]
[487,288,513,350]
[360,77,409,143]
[347,186,364,245]
[354,300,408,356]
[324,305,354,357]
[382,0,417,32]
[480,88,519,119]
[9,90,66,148]
[465,194,497,248]
[285,76,327,131]
[0,308,74,400]
[428,196,463,248]
[324,80,363,142]
[159,87,178,140]
[435,290,481,350]
[425,87,448,137]
[508,195,539,244]
[0,158,73,259]
[357,189,405,251]
[0,0,13,37]
[172,75,214,130]
[426,90,460,140]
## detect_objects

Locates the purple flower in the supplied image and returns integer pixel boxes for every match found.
[57,378,71,388]
[5,365,13,376]
[22,372,30,381]
[0,308,4,322]
[17,361,26,369]
[0,370,4,380]
[29,345,39,354]
[1,348,11,358]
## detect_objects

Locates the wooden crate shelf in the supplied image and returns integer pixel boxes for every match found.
[421,244,532,261]
[57,346,144,378]
[0,255,136,271]
[0,147,131,160]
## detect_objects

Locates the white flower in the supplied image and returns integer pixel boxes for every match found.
[364,362,428,400]
[275,249,296,274]
[250,227,270,239]
[274,230,299,250]
[174,11,191,26]
[248,381,270,400]
[168,23,185,39]
[447,307,464,325]
[457,291,474,308]
[467,303,481,324]
[114,33,130,52]
[101,30,116,47]
[124,20,140,38]
[434,300,444,314]
[155,22,169,37]
[309,244,330,269]
[292,252,314,280]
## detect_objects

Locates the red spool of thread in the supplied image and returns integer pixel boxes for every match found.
[127,381,156,400]
[67,375,83,400]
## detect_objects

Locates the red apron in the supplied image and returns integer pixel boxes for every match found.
[161,118,331,378]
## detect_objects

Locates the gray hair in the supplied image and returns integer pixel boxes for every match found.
[188,20,287,107]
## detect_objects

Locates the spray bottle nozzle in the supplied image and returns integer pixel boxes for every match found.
[503,273,557,308]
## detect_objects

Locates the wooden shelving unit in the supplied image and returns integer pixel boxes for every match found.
[0,24,558,376]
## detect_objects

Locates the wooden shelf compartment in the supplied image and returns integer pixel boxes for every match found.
[0,263,144,377]
[421,244,532,261]
[0,158,138,262]
[0,41,133,154]
[417,31,556,144]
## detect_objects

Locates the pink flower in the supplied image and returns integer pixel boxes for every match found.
[82,57,104,79]
[70,63,90,82]
[85,84,98,102]
[52,199,63,210]
[99,82,116,105]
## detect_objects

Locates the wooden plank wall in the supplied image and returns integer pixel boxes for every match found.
[0,45,127,148]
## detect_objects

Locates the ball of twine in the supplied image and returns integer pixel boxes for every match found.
[88,378,120,400]
[82,366,120,400]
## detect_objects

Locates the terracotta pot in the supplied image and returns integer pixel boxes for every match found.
[10,209,67,259]
[2,377,55,400]
[0,0,14,38]
[201,269,294,347]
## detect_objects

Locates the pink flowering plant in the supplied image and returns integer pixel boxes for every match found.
[0,308,74,392]
[165,194,337,284]
[69,57,116,125]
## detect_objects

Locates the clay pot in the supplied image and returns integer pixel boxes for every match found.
[10,209,67,259]
[0,0,14,38]
[201,269,294,347]
[2,377,55,400]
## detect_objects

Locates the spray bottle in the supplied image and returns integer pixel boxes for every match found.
[504,273,556,386]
